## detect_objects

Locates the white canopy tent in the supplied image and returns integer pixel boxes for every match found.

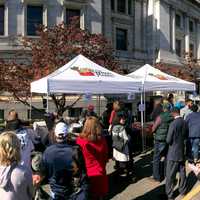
[127,64,196,92]
[31,54,141,95]
[127,64,196,151]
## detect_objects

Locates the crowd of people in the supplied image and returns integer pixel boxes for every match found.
[151,94,200,200]
[0,95,200,200]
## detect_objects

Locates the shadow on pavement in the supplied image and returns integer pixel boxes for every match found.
[185,171,198,193]
[107,152,153,199]
[133,184,167,200]
[106,170,133,199]
[134,152,153,181]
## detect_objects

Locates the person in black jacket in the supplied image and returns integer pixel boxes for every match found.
[42,122,89,200]
[101,103,113,129]
[165,107,188,200]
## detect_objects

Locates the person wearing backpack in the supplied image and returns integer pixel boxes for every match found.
[42,122,89,200]
[112,111,135,180]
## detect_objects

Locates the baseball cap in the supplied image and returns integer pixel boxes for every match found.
[54,122,68,137]
[88,104,94,111]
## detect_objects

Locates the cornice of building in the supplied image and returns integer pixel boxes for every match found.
[60,0,90,6]
[190,0,200,6]
[162,0,200,20]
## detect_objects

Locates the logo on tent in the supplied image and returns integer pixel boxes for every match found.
[148,73,168,80]
[148,73,178,81]
[71,66,113,77]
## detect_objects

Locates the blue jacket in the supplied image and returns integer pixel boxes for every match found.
[42,143,88,200]
[185,112,200,138]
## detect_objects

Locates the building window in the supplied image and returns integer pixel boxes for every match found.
[128,0,132,15]
[189,20,194,32]
[175,14,181,28]
[27,5,43,36]
[66,8,80,25]
[176,39,181,57]
[111,0,115,11]
[117,0,126,13]
[0,5,4,35]
[116,28,127,50]
[189,43,194,57]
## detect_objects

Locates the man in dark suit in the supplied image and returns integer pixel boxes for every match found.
[165,107,188,200]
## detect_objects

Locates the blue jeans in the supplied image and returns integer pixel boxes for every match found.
[190,138,200,160]
[153,141,166,181]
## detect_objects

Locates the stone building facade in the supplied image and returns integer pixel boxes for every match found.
[0,0,200,120]
[148,0,200,66]
[0,0,148,69]
[0,0,199,69]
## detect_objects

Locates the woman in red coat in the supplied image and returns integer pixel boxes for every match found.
[76,116,109,200]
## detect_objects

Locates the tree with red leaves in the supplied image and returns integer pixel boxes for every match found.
[0,17,120,116]
[155,51,200,83]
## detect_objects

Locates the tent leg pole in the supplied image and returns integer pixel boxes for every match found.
[143,89,146,150]
[30,93,32,121]
[46,93,49,113]
[140,92,144,152]
[98,95,101,116]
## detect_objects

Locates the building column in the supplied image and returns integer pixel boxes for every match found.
[197,22,200,61]
[126,0,129,15]
[171,7,175,52]
[21,2,26,36]
[147,0,155,62]
[43,3,48,27]
[185,15,190,54]
[4,0,8,36]
[61,0,65,23]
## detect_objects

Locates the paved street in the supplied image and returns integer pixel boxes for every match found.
[106,151,200,200]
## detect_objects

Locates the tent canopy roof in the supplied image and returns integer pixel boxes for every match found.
[31,54,141,94]
[127,64,196,91]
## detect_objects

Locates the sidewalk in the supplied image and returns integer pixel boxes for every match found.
[106,151,200,200]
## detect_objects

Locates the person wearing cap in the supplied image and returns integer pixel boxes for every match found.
[81,104,97,119]
[151,101,173,183]
[42,122,89,200]
[165,107,188,200]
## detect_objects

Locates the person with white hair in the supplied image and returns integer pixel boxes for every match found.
[42,122,89,200]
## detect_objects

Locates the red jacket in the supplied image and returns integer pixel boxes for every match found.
[76,137,108,177]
